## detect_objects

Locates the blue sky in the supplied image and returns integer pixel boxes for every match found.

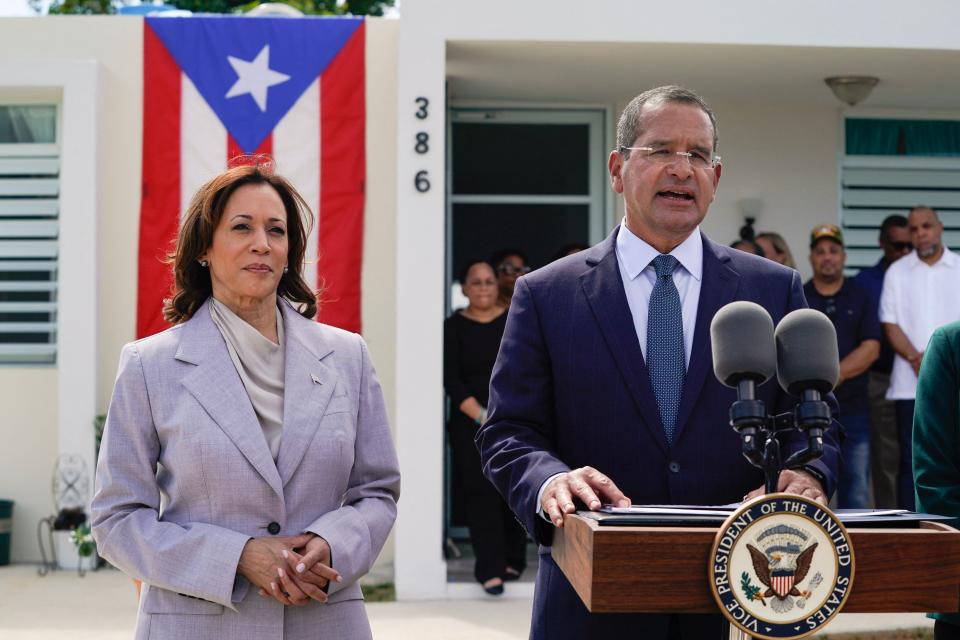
[0,0,38,15]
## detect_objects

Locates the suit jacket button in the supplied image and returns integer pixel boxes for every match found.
[267,522,281,535]
[668,462,680,473]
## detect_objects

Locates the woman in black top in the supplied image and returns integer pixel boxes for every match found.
[444,259,528,595]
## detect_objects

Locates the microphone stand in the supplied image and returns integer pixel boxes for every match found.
[730,383,831,495]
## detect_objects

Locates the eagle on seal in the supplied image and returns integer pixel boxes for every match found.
[747,542,818,599]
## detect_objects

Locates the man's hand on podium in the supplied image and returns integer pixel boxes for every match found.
[743,468,827,506]
[541,466,631,527]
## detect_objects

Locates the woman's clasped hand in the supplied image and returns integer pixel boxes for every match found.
[238,533,342,606]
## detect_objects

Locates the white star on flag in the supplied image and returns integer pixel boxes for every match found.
[225,44,291,112]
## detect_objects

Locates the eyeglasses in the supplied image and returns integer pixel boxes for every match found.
[498,264,531,276]
[619,146,721,171]
[891,241,913,252]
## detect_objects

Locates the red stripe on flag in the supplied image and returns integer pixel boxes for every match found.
[227,134,273,167]
[137,24,182,338]
[318,21,365,333]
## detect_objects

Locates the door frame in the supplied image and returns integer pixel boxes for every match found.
[442,106,609,542]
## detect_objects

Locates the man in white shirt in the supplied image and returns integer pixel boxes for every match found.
[880,206,960,510]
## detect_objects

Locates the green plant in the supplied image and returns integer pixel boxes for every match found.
[70,523,96,557]
[360,582,395,602]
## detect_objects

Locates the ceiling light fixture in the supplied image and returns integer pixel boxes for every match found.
[824,76,879,107]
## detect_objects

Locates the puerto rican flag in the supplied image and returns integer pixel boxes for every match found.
[138,16,365,338]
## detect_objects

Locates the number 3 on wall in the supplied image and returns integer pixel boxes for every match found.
[415,97,429,120]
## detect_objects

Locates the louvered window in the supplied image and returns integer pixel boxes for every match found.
[0,104,58,364]
[841,118,960,274]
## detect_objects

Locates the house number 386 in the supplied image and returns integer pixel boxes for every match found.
[414,97,430,193]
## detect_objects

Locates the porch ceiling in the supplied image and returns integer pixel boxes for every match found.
[446,40,960,110]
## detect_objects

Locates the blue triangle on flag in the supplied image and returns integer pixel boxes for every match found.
[147,16,362,154]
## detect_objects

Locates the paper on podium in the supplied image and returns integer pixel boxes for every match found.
[590,503,930,527]
[600,504,737,516]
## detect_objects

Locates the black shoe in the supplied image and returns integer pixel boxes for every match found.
[482,578,505,595]
[504,567,523,582]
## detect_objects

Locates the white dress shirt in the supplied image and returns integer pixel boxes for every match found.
[879,248,960,400]
[538,224,703,519]
[615,222,703,370]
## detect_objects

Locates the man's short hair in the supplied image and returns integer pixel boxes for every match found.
[878,214,908,241]
[616,85,719,157]
[907,205,940,221]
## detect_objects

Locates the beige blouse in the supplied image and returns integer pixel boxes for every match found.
[209,298,285,461]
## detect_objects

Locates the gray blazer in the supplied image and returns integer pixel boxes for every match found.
[91,298,400,640]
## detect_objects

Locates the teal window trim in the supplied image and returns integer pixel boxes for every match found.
[847,118,960,157]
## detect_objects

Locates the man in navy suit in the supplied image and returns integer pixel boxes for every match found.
[476,86,842,639]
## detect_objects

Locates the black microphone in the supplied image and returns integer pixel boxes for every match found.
[711,301,777,464]
[775,308,840,396]
[775,309,840,467]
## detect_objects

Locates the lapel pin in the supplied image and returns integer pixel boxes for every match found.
[311,374,323,385]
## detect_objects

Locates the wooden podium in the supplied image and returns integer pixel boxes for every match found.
[552,513,960,614]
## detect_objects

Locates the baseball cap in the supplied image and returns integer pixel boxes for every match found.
[809,224,844,248]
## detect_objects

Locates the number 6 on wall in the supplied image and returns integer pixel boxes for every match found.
[414,170,430,193]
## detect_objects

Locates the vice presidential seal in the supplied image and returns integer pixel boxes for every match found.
[708,493,855,640]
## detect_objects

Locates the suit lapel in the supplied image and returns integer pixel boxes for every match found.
[176,300,284,499]
[673,236,740,440]
[275,301,338,487]
[580,229,669,454]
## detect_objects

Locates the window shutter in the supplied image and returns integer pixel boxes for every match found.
[841,156,960,274]
[0,142,59,364]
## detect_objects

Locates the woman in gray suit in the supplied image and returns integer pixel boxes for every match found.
[91,163,400,640]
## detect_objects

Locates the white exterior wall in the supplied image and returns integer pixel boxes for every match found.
[0,368,58,563]
[403,0,960,49]
[0,16,399,576]
[0,18,120,563]
[360,17,399,576]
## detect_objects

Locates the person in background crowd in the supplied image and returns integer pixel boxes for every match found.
[551,243,590,262]
[491,248,530,309]
[854,214,912,507]
[730,238,765,256]
[444,259,528,596]
[880,206,960,511]
[756,231,797,269]
[804,224,880,508]
[913,320,960,640]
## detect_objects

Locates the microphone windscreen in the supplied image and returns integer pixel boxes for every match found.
[710,301,777,387]
[775,309,840,395]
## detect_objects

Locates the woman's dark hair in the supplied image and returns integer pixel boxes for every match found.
[458,258,496,284]
[490,248,528,269]
[162,162,318,324]
[551,242,589,262]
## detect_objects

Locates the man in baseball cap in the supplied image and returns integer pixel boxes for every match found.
[804,223,881,508]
